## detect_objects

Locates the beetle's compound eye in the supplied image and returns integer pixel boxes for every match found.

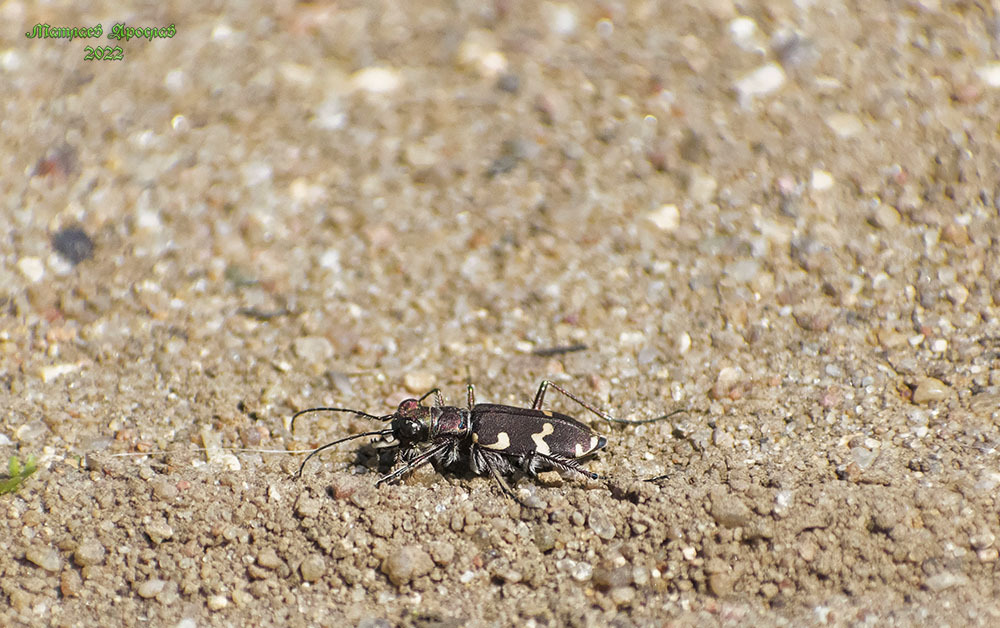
[396,418,426,441]
[397,399,420,416]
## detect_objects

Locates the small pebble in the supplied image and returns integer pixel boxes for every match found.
[712,366,745,399]
[793,306,834,332]
[545,3,578,36]
[292,336,335,364]
[724,259,759,283]
[941,223,970,246]
[232,589,254,607]
[457,29,507,78]
[570,561,593,582]
[60,570,84,597]
[819,386,842,408]
[533,527,556,552]
[17,256,45,283]
[710,493,752,528]
[495,568,523,583]
[773,490,793,516]
[370,513,394,538]
[146,520,174,544]
[300,554,326,582]
[496,72,520,93]
[632,566,650,587]
[646,204,679,231]
[976,62,1000,87]
[257,548,283,569]
[38,363,81,383]
[382,545,434,585]
[151,478,179,501]
[708,572,734,597]
[588,509,616,540]
[429,541,455,566]
[871,204,902,229]
[25,546,62,572]
[810,169,835,191]
[688,170,717,204]
[593,564,631,589]
[51,227,95,264]
[137,579,166,599]
[912,378,949,404]
[207,594,229,610]
[610,586,636,606]
[677,332,692,354]
[8,588,31,612]
[350,66,402,93]
[403,370,436,394]
[946,285,968,307]
[295,496,321,519]
[970,532,996,550]
[924,572,969,591]
[825,112,863,138]
[734,63,785,102]
[74,539,106,566]
[850,447,878,470]
[728,14,757,39]
[712,429,735,448]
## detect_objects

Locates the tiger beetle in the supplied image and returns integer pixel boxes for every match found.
[291,380,682,503]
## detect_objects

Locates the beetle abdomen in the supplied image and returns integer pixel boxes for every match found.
[470,404,606,459]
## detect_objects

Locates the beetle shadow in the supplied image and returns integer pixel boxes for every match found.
[333,443,393,475]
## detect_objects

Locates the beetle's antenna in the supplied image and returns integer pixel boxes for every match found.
[602,407,689,425]
[531,380,691,425]
[290,407,388,433]
[294,429,394,479]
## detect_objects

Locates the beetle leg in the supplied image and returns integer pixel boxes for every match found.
[375,442,451,486]
[531,451,601,481]
[417,388,445,407]
[482,455,545,509]
[532,379,684,425]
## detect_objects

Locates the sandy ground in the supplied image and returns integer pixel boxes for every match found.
[3,1,1000,626]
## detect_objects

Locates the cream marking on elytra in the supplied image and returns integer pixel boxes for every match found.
[541,410,553,417]
[531,422,555,455]
[481,431,510,450]
[574,442,585,457]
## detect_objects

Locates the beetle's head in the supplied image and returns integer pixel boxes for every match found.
[391,398,431,443]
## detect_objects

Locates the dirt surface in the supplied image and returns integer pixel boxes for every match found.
[3,1,1000,626]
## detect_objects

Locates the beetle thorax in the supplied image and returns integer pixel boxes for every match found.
[431,407,471,438]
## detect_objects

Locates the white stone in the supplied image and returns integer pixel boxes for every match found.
[545,3,578,36]
[734,63,785,102]
[976,62,1000,87]
[351,66,402,93]
[39,363,81,383]
[17,257,45,282]
[647,204,680,231]
[825,112,863,138]
[810,169,834,191]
